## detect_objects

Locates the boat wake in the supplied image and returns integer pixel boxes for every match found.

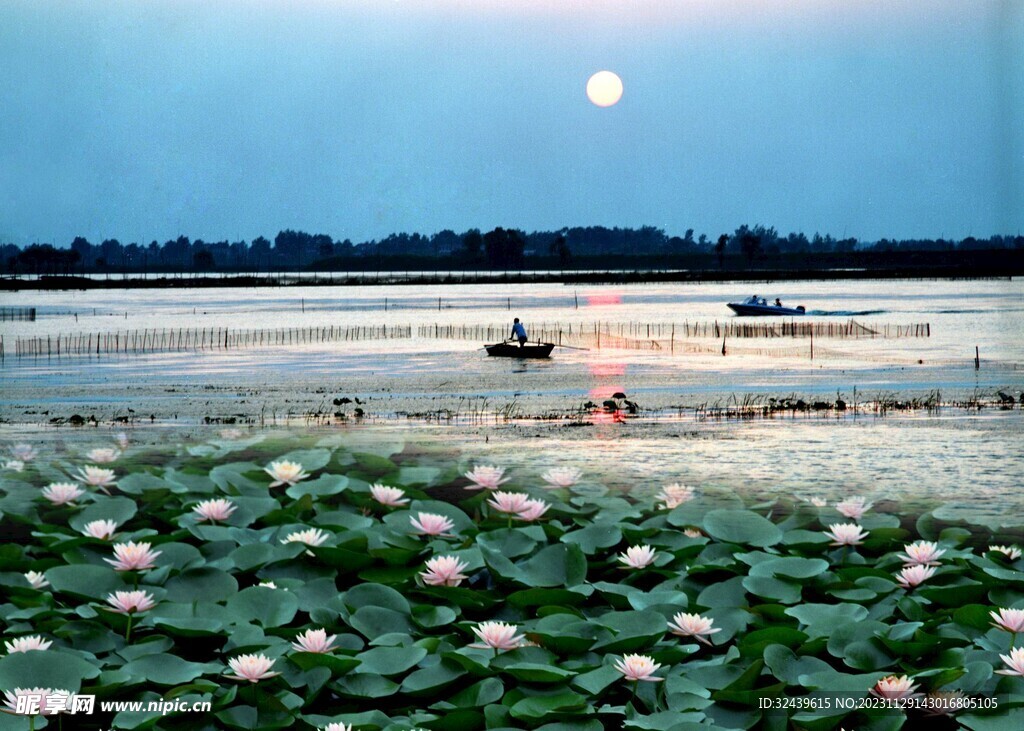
[807,309,887,316]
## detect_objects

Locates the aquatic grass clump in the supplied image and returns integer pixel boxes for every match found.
[0,431,1021,729]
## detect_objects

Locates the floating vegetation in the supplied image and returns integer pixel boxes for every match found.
[0,432,1021,729]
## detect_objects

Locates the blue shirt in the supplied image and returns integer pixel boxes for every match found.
[511,322,527,339]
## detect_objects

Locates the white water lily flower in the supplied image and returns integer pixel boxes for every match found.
[41,482,84,506]
[667,612,720,645]
[420,556,470,587]
[369,484,409,507]
[192,498,237,522]
[226,654,280,683]
[870,674,920,699]
[470,621,524,651]
[656,483,694,509]
[614,654,663,682]
[824,523,868,546]
[24,571,49,589]
[86,448,120,464]
[105,590,157,614]
[835,496,873,519]
[895,564,936,589]
[4,636,52,654]
[487,491,531,515]
[541,467,581,488]
[74,466,117,491]
[291,628,337,654]
[618,545,657,569]
[82,519,118,540]
[264,460,310,487]
[281,528,329,547]
[897,540,944,566]
[410,512,455,536]
[463,465,508,490]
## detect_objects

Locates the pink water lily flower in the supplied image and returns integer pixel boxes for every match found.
[4,459,25,472]
[323,724,352,731]
[86,448,120,464]
[104,541,161,572]
[997,646,1024,676]
[683,528,703,538]
[870,674,920,699]
[896,564,936,589]
[369,484,409,507]
[618,545,657,569]
[808,496,828,507]
[825,523,868,546]
[291,628,337,653]
[192,498,237,522]
[898,540,945,566]
[487,491,531,515]
[105,590,157,614]
[10,444,38,461]
[667,612,721,645]
[614,654,663,682]
[470,621,524,651]
[656,483,694,510]
[990,608,1024,633]
[4,635,52,654]
[990,545,1023,560]
[82,519,119,540]
[463,465,508,490]
[264,460,310,487]
[411,512,455,536]
[41,482,85,506]
[258,581,278,589]
[74,466,117,492]
[541,467,581,488]
[24,571,48,589]
[420,555,470,586]
[226,654,280,683]
[516,498,550,522]
[3,688,64,715]
[281,528,329,547]
[835,496,873,520]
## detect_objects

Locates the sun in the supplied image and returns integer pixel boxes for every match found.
[586,70,623,107]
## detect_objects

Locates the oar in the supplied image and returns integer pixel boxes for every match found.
[550,343,590,351]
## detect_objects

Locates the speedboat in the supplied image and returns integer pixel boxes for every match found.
[484,342,555,358]
[727,296,806,317]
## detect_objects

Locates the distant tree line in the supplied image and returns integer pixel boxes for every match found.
[1,226,1021,275]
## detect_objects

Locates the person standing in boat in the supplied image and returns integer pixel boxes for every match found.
[510,318,528,348]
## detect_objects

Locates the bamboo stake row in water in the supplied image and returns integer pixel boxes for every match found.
[9,324,412,358]
[0,306,36,321]
[418,319,930,343]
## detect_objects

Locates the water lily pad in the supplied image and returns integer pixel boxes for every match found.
[122,653,218,685]
[703,509,783,547]
[226,586,299,627]
[164,567,239,603]
[46,564,122,600]
[0,650,102,693]
[68,496,138,534]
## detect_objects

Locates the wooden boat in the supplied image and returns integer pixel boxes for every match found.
[484,342,555,358]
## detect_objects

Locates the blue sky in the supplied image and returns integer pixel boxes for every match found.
[1,0,1021,246]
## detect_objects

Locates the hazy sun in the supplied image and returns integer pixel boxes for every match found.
[586,70,623,107]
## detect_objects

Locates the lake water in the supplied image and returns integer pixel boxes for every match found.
[2,278,1022,519]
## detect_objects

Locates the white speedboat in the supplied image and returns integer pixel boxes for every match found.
[727,296,806,317]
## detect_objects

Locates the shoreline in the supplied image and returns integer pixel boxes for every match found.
[2,266,1019,290]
